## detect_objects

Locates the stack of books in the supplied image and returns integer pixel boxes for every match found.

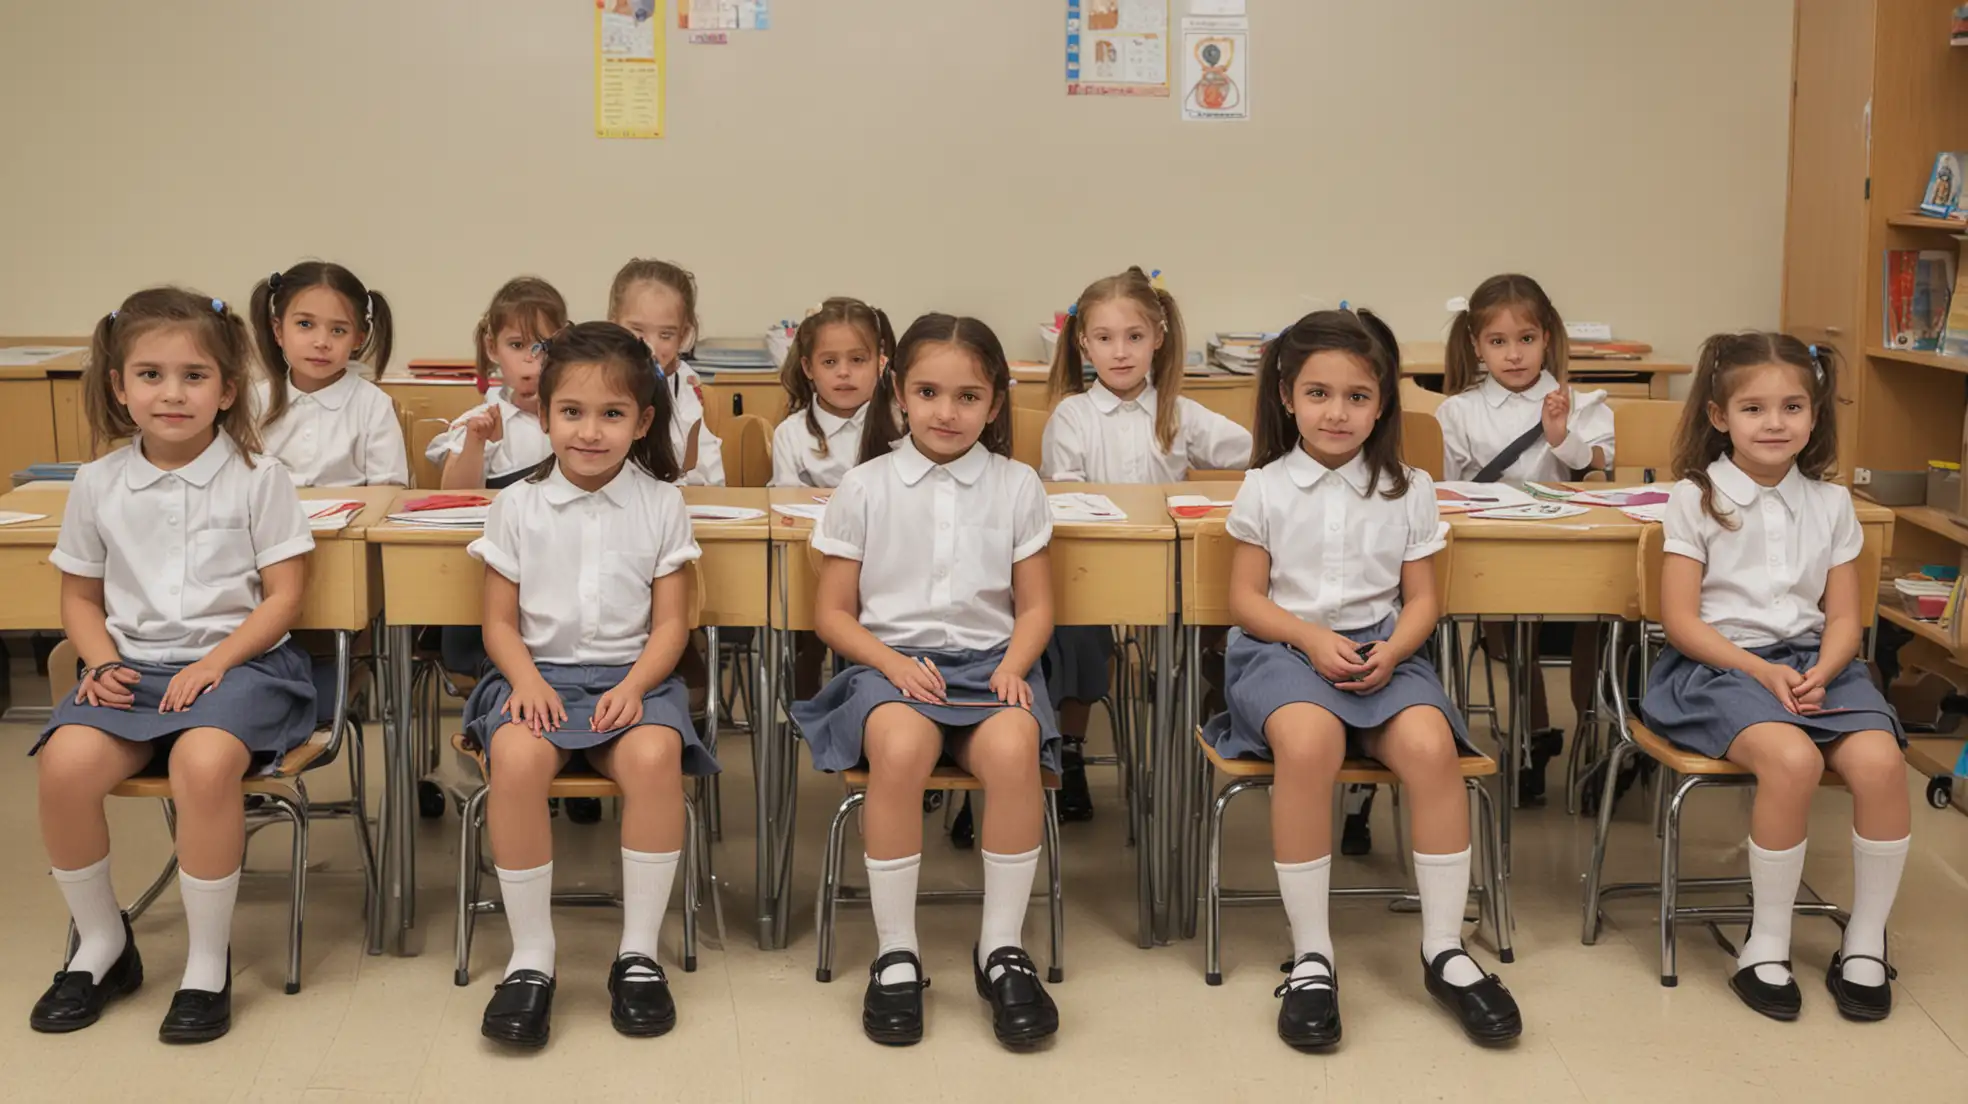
[1206,332,1271,374]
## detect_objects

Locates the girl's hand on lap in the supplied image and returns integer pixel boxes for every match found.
[160,659,226,713]
[1299,626,1369,684]
[1334,644,1395,694]
[989,666,1033,709]
[883,656,947,704]
[504,678,567,734]
[1751,661,1806,714]
[591,683,644,732]
[80,664,140,710]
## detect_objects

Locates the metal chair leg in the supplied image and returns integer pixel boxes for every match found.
[814,790,862,983]
[1581,737,1631,945]
[1044,791,1064,983]
[260,789,308,994]
[129,801,181,922]
[455,786,488,986]
[1660,773,1702,986]
[1205,777,1256,985]
[681,793,699,972]
[1474,779,1513,961]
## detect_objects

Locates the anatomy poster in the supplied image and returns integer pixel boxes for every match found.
[1181,16,1248,121]
[1067,0,1170,97]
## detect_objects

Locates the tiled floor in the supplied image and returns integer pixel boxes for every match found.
[1,665,1965,1103]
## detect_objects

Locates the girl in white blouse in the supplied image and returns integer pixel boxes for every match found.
[431,276,568,491]
[1640,333,1906,1023]
[770,297,895,490]
[1206,308,1520,1050]
[463,322,715,1049]
[793,313,1062,1050]
[608,258,721,486]
[32,288,317,1044]
[249,261,407,487]
[1039,267,1251,822]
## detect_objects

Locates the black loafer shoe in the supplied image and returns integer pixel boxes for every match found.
[481,969,555,1048]
[1274,953,1341,1050]
[1825,952,1895,1022]
[608,954,676,1037]
[973,945,1058,1048]
[1728,961,1800,1021]
[566,797,603,824]
[950,797,975,850]
[1422,947,1522,1045]
[1057,749,1094,823]
[862,950,927,1046]
[158,956,231,1045]
[30,913,143,1034]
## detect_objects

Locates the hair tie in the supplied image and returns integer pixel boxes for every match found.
[364,291,375,326]
[211,298,226,314]
[107,310,118,323]
[651,353,667,382]
[1149,268,1165,290]
[268,270,283,291]
[1445,296,1469,312]
[1065,303,1078,318]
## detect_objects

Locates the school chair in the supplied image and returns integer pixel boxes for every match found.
[796,544,1067,983]
[450,562,722,984]
[45,632,372,994]
[1011,404,1047,472]
[1580,524,1883,985]
[1399,377,1445,416]
[726,413,774,489]
[1609,399,1683,484]
[1400,409,1445,480]
[408,417,450,489]
[1186,522,1514,984]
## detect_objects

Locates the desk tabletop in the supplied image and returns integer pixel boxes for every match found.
[368,486,771,545]
[0,484,399,545]
[1398,341,1691,378]
[770,483,1177,545]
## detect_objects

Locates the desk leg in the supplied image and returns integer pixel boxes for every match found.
[1151,620,1175,945]
[1177,624,1203,940]
[363,626,391,956]
[757,556,781,949]
[385,624,418,954]
[769,622,799,950]
[1128,628,1154,949]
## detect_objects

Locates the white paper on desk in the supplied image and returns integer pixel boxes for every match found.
[308,513,359,533]
[0,346,82,366]
[687,504,766,522]
[384,506,488,528]
[0,511,48,526]
[1166,493,1233,509]
[1049,492,1128,523]
[1468,502,1591,521]
[1435,482,1537,514]
[1619,502,1667,524]
[770,503,828,521]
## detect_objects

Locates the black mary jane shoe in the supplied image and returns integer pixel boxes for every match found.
[1422,947,1522,1045]
[1057,747,1095,823]
[1825,952,1895,1022]
[973,945,1058,1049]
[565,797,604,824]
[862,950,928,1046]
[1340,786,1375,857]
[608,954,677,1038]
[30,913,143,1034]
[1273,953,1341,1051]
[481,969,556,1048]
[1728,960,1801,1021]
[157,955,232,1045]
[949,796,976,851]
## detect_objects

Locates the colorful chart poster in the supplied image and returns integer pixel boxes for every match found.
[1180,16,1248,121]
[679,0,769,30]
[1067,0,1169,97]
[596,0,665,139]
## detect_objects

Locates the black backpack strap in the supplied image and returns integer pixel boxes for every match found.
[1472,422,1549,483]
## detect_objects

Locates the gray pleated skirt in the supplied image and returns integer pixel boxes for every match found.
[1202,617,1475,761]
[34,640,318,773]
[1043,625,1114,705]
[464,663,718,776]
[1639,640,1904,759]
[791,646,1063,773]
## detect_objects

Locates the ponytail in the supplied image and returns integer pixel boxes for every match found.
[1444,309,1480,395]
[1148,283,1186,454]
[1046,306,1088,404]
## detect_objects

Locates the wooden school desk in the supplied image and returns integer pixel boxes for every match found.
[0,343,89,476]
[375,374,486,426]
[703,374,789,437]
[764,483,1180,949]
[365,486,768,954]
[1399,342,1692,400]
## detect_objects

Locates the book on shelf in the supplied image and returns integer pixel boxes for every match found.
[1954,4,1968,47]
[1939,236,1968,359]
[1206,332,1272,375]
[1884,248,1955,351]
[1920,151,1967,217]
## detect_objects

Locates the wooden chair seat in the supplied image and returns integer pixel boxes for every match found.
[1625,720,1846,786]
[451,731,626,799]
[840,763,1062,791]
[1194,725,1498,782]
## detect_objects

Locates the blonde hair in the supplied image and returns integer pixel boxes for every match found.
[1047,266,1187,452]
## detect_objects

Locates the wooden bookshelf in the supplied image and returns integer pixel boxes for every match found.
[1880,602,1957,651]
[1891,504,1968,545]
[1885,212,1968,232]
[1866,345,1968,373]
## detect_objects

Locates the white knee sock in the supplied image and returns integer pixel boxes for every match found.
[865,853,921,985]
[1739,838,1806,986]
[1841,831,1909,986]
[496,862,556,981]
[178,869,239,993]
[1275,855,1334,982]
[1414,848,1483,985]
[977,846,1040,980]
[618,848,680,979]
[52,856,125,982]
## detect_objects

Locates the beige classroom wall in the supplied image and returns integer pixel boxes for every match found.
[0,1,1793,368]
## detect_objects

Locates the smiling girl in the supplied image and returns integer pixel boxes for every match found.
[249,261,405,486]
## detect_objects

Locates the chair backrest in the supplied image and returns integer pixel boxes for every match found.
[1011,404,1047,471]
[408,417,450,488]
[47,638,79,701]
[1611,399,1684,481]
[1636,514,1882,624]
[726,413,774,488]
[681,560,706,629]
[1192,517,1453,626]
[1398,377,1445,415]
[1400,409,1445,480]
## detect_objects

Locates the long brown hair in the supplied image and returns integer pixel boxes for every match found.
[780,297,896,459]
[1444,273,1570,395]
[250,260,395,427]
[473,277,568,394]
[1251,308,1410,500]
[526,321,681,485]
[858,313,1014,465]
[1672,331,1839,527]
[1047,266,1187,452]
[85,287,262,460]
